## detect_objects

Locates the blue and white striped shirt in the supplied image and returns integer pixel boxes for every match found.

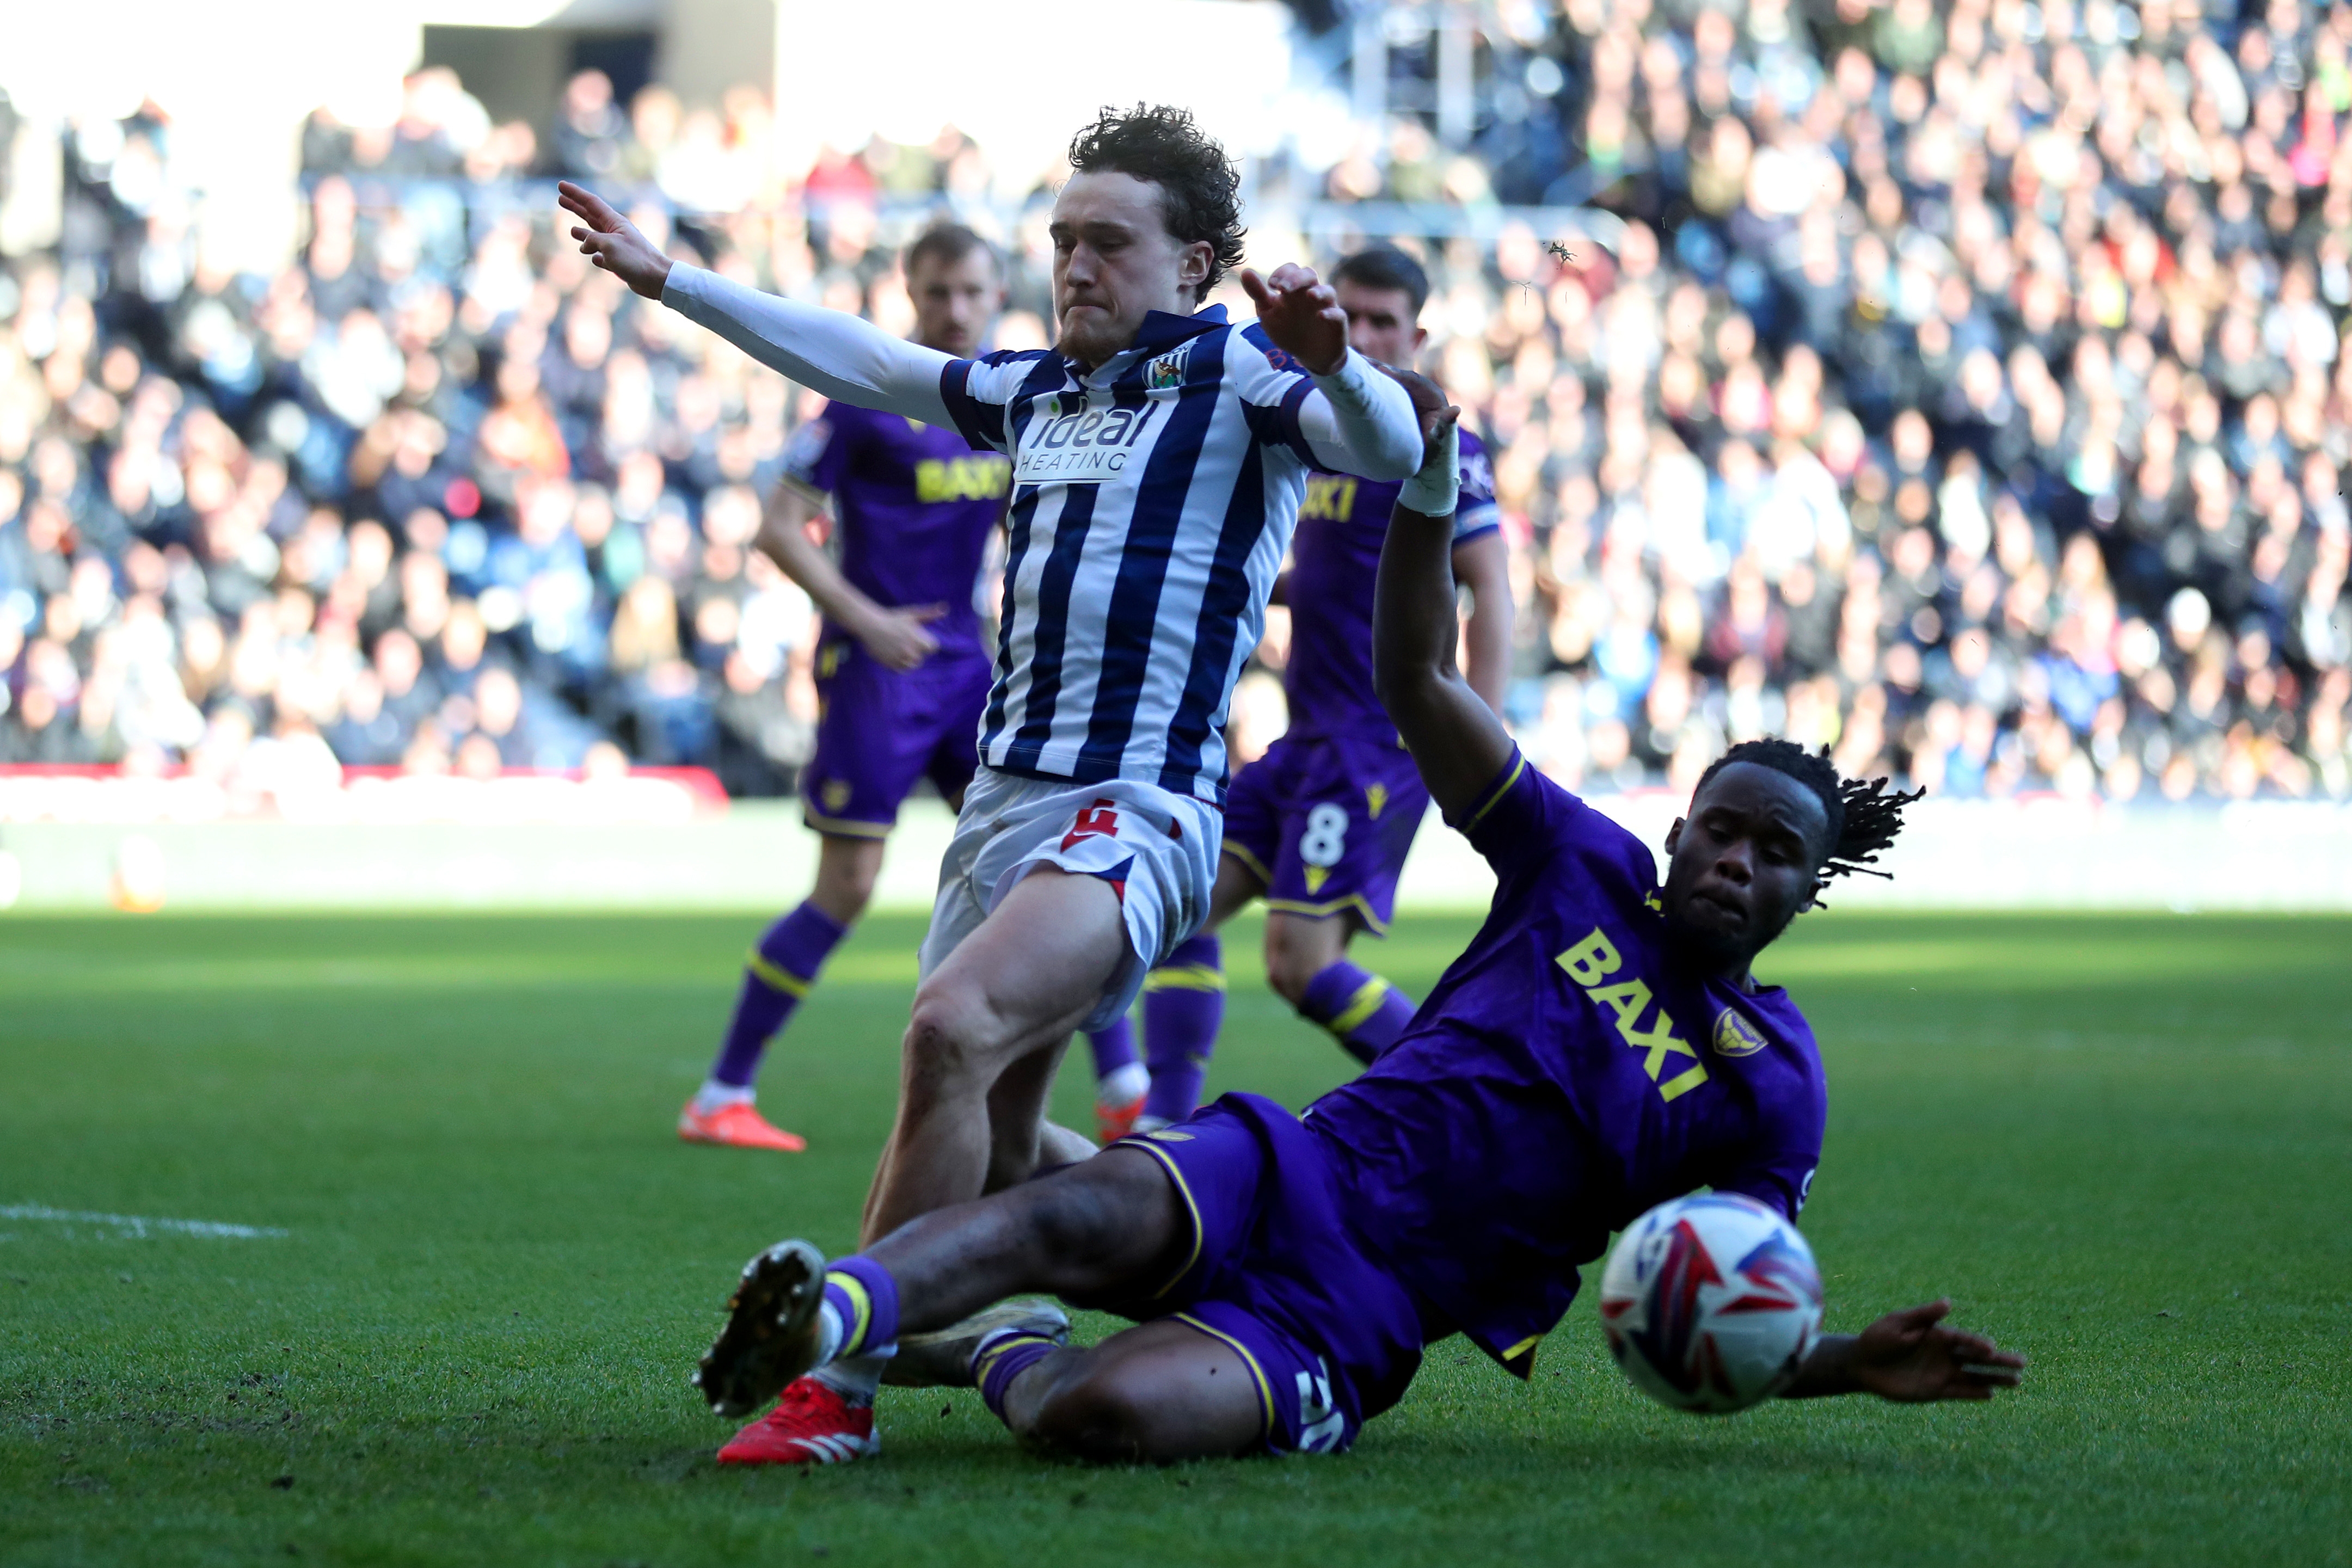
[658,268,1421,804]
[944,308,1323,803]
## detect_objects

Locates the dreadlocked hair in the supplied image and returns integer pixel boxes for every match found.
[1695,739,1925,884]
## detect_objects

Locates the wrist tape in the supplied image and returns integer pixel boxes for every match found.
[1397,421,1460,516]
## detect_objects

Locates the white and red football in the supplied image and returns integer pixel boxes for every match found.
[1598,1192,1824,1414]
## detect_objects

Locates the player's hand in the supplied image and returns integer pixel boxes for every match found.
[1849,1300,2025,1403]
[1381,366,1460,465]
[1241,265,1347,376]
[855,604,945,671]
[557,182,673,300]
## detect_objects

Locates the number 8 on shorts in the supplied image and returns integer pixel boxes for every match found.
[1299,803,1349,868]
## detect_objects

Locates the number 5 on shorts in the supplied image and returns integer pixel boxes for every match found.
[1061,798,1121,851]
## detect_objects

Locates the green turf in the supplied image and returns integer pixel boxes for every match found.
[2,909,2347,1567]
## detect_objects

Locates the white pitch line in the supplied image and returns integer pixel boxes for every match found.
[0,1203,287,1239]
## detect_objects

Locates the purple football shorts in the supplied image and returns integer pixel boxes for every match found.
[1221,735,1431,934]
[1092,1092,1438,1454]
[801,638,992,837]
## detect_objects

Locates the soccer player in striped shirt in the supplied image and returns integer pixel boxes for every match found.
[675,225,1151,1154]
[1136,244,1514,1129]
[560,103,1421,1464]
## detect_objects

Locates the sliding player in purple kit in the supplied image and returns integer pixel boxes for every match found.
[562,103,1423,1466]
[1135,245,1512,1130]
[679,224,1148,1153]
[686,382,2022,1460]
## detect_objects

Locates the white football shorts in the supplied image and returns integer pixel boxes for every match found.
[918,766,1223,1032]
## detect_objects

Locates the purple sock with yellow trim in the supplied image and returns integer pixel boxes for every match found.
[817,1255,899,1364]
[1298,960,1416,1065]
[1141,934,1224,1122]
[709,901,848,1089]
[1084,1016,1139,1080]
[974,1330,1061,1426]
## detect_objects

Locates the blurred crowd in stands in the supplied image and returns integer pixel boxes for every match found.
[3,0,2351,803]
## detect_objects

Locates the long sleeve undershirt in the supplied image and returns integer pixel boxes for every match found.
[661,263,1422,481]
[663,263,955,425]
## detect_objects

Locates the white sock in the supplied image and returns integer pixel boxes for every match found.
[813,1350,890,1406]
[1096,1062,1149,1106]
[814,1301,846,1367]
[693,1079,755,1115]
[1133,1113,1171,1134]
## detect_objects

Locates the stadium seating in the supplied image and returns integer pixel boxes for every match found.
[3,1,2349,804]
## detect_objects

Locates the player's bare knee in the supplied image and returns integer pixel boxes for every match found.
[901,982,998,1103]
[812,843,883,925]
[1264,945,1320,1007]
[1024,1366,1161,1462]
[832,871,880,919]
[1265,915,1349,1006]
[845,859,885,907]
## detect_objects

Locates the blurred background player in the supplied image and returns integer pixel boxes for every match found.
[679,225,1148,1152]
[1134,247,1512,1130]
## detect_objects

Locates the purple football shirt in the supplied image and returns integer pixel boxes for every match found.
[1303,751,1827,1373]
[1282,429,1499,741]
[783,400,1011,656]
[1234,319,1503,743]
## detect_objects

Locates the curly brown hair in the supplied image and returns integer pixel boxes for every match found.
[1067,104,1245,303]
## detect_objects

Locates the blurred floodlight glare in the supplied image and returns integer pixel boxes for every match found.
[0,0,1299,269]
[0,1,413,124]
[766,0,1294,175]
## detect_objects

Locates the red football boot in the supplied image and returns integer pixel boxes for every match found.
[678,1098,807,1152]
[1094,1062,1150,1144]
[715,1377,878,1466]
[1095,1091,1146,1145]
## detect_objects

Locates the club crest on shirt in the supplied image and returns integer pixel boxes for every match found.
[1713,1008,1770,1058]
[1146,343,1192,389]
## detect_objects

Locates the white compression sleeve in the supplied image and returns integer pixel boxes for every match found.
[1297,349,1423,481]
[661,263,956,427]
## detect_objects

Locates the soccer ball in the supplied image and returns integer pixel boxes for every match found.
[1599,1192,1823,1414]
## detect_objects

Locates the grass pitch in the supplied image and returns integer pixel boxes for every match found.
[2,908,2347,1567]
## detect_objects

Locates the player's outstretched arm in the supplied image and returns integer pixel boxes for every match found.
[558,182,956,427]
[1373,382,1516,822]
[1244,265,1422,482]
[1781,1299,2025,1402]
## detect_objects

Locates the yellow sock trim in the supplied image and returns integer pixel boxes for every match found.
[1325,976,1395,1040]
[746,951,814,999]
[972,1331,1058,1382]
[1144,964,1226,993]
[825,1270,872,1356]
